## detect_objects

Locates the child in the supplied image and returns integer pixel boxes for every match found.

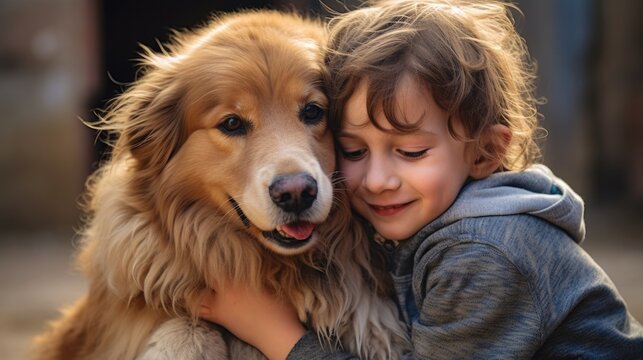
[200,0,643,358]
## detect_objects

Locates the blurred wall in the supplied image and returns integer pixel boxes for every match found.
[518,0,593,196]
[592,0,643,202]
[518,0,643,206]
[0,0,98,231]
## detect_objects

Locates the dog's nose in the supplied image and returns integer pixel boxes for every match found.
[269,173,318,214]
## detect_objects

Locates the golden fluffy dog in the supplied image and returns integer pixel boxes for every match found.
[31,10,409,360]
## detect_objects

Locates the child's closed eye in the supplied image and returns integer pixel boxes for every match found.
[397,149,429,159]
[340,148,367,161]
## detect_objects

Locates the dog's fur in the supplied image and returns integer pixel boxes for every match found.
[31,10,409,360]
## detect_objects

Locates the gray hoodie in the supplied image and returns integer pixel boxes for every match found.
[288,165,643,359]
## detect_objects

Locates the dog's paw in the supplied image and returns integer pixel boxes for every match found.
[138,318,228,359]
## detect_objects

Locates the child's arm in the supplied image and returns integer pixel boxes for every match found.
[410,242,542,358]
[199,285,357,360]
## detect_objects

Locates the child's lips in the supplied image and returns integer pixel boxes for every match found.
[368,201,413,216]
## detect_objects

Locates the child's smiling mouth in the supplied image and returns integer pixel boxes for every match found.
[368,201,415,216]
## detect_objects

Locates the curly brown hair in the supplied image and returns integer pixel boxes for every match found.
[325,0,542,170]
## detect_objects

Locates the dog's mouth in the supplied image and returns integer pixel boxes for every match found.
[262,221,315,248]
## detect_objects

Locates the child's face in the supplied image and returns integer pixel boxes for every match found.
[337,75,475,241]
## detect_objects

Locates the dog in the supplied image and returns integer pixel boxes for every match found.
[31,10,410,360]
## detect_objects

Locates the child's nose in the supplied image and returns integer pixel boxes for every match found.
[363,155,401,193]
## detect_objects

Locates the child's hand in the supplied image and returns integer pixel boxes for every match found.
[199,284,305,360]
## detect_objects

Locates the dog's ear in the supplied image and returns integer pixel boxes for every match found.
[102,53,187,170]
[124,73,186,169]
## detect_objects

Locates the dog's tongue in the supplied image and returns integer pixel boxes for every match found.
[281,221,315,240]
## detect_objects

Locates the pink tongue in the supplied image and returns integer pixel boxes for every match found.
[281,222,315,240]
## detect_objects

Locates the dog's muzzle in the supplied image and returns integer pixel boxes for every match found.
[229,172,325,252]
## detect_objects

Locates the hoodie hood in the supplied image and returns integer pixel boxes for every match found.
[418,164,586,244]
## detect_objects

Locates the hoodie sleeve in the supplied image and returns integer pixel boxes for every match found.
[409,241,544,358]
[286,331,357,360]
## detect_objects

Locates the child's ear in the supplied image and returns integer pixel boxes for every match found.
[469,124,512,179]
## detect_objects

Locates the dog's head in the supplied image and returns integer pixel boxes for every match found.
[103,11,334,255]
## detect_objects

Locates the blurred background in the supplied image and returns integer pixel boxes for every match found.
[0,0,641,358]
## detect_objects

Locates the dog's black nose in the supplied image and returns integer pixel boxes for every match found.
[269,173,318,214]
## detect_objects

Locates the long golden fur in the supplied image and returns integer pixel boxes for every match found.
[31,10,409,360]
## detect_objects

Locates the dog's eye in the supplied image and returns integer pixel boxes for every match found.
[218,116,249,136]
[300,103,325,125]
